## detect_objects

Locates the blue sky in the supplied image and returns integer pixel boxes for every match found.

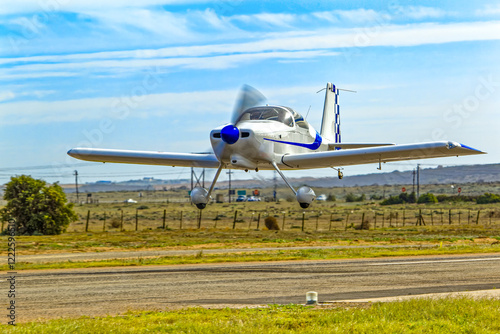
[1,0,499,185]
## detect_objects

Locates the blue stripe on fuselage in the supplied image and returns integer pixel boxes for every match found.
[264,132,322,150]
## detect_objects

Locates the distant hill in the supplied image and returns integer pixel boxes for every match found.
[302,164,500,188]
[55,163,500,194]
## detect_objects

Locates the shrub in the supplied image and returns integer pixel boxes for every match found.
[477,193,500,204]
[345,193,366,202]
[380,192,417,205]
[264,216,280,230]
[417,193,438,204]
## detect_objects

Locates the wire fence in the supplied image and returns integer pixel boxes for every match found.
[69,207,500,233]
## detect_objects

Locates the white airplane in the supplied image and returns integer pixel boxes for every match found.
[68,83,485,209]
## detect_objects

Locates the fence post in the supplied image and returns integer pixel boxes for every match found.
[120,210,124,232]
[135,208,139,231]
[345,212,350,231]
[198,209,202,229]
[476,210,480,225]
[449,209,452,225]
[103,212,106,232]
[382,212,385,228]
[361,212,365,229]
[232,210,238,229]
[374,213,377,229]
[302,211,305,231]
[257,213,261,229]
[214,212,219,229]
[282,212,286,231]
[180,211,183,230]
[389,211,392,227]
[458,211,461,225]
[163,209,166,229]
[430,211,433,226]
[403,210,406,227]
[468,209,471,225]
[85,210,90,232]
[329,212,333,231]
[315,215,319,231]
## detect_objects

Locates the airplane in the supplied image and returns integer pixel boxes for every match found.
[68,83,485,209]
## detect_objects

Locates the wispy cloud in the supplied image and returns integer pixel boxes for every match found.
[2,20,499,82]
[476,4,500,16]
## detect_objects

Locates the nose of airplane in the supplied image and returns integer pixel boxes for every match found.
[221,125,239,145]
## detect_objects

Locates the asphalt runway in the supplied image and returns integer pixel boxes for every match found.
[5,254,500,322]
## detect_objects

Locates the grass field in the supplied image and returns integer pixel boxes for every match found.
[2,298,500,333]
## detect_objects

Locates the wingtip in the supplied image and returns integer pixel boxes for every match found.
[459,143,486,154]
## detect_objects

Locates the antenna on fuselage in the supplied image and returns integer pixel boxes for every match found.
[305,105,311,120]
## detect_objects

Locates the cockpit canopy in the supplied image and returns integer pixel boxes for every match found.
[236,106,309,130]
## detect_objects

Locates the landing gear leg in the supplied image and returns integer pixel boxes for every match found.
[271,161,315,208]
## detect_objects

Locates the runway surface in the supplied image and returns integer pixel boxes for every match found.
[5,254,500,322]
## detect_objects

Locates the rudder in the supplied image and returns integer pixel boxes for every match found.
[320,83,340,143]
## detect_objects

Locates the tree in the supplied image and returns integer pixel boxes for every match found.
[1,175,78,235]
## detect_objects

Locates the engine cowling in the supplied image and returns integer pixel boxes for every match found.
[190,187,209,209]
[296,186,316,208]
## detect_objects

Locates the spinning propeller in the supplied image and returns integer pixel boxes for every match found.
[220,85,266,146]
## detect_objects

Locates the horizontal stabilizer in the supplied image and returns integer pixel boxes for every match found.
[282,141,485,169]
[328,143,395,150]
[67,148,220,168]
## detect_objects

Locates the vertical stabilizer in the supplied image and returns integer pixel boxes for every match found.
[320,83,340,143]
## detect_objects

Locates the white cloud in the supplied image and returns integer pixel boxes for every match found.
[398,6,448,19]
[1,20,499,81]
[476,4,500,16]
[0,91,15,102]
[0,89,235,125]
[0,0,209,15]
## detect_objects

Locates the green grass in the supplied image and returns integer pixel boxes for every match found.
[3,298,500,333]
[3,226,500,255]
[4,243,500,271]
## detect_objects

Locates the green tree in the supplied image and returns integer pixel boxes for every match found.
[1,175,78,235]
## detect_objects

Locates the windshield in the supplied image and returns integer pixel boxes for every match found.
[237,106,294,127]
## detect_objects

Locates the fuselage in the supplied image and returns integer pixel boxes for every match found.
[210,105,330,170]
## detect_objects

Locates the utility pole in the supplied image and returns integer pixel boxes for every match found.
[416,164,420,199]
[273,171,278,202]
[74,170,79,203]
[412,168,416,194]
[227,170,233,203]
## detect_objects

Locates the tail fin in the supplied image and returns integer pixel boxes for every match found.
[320,83,340,143]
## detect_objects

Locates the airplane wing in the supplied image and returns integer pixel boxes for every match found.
[281,141,485,169]
[328,143,395,150]
[67,148,220,168]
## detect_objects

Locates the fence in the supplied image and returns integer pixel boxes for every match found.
[70,207,500,233]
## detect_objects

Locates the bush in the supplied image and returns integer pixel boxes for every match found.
[436,195,477,203]
[355,220,370,230]
[477,193,500,204]
[345,193,366,202]
[380,192,417,205]
[264,216,280,230]
[417,193,438,204]
[327,194,336,202]
[0,175,78,235]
